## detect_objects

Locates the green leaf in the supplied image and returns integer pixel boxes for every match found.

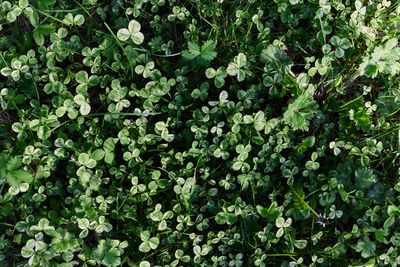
[27,9,39,27]
[117,28,130,42]
[103,248,121,266]
[200,40,217,61]
[38,125,51,140]
[140,261,151,267]
[148,237,159,249]
[182,42,201,59]
[93,239,122,267]
[19,0,29,8]
[80,102,91,115]
[236,53,246,68]
[7,156,22,171]
[384,215,394,229]
[205,68,216,78]
[131,32,144,45]
[74,94,86,105]
[11,70,20,81]
[360,38,400,77]
[74,14,85,25]
[375,229,388,243]
[91,149,105,161]
[182,40,217,67]
[37,24,56,35]
[139,241,151,253]
[6,170,32,188]
[1,67,12,76]
[354,168,376,190]
[214,77,225,88]
[78,153,89,165]
[63,13,74,25]
[75,71,88,83]
[21,246,34,258]
[6,11,17,23]
[86,159,97,168]
[1,154,33,188]
[294,239,307,249]
[40,0,57,5]
[78,218,90,229]
[232,161,242,171]
[33,31,44,46]
[128,19,141,33]
[261,44,292,70]
[283,89,318,131]
[79,229,89,238]
[363,64,378,77]
[51,229,79,253]
[257,202,281,220]
[355,238,376,258]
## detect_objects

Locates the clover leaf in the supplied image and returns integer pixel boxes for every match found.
[205,67,227,88]
[330,36,351,58]
[139,231,159,253]
[117,20,144,44]
[227,53,247,82]
[355,237,376,258]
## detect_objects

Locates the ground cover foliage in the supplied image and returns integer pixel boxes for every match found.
[1,0,400,266]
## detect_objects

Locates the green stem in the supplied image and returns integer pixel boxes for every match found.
[103,22,134,79]
[290,186,319,218]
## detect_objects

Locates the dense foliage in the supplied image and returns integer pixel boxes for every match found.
[1,0,400,266]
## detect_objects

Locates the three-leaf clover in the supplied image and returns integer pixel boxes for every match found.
[1,59,29,81]
[30,218,55,235]
[77,218,90,238]
[149,204,174,231]
[172,249,191,265]
[117,20,144,44]
[75,70,99,94]
[205,67,227,88]
[355,237,376,258]
[330,36,351,58]
[227,53,247,82]
[21,237,50,265]
[54,138,73,158]
[93,216,113,233]
[78,153,97,168]
[63,13,85,26]
[138,231,159,253]
[193,245,210,263]
[135,62,155,78]
[73,94,91,115]
[328,205,343,219]
[275,217,292,237]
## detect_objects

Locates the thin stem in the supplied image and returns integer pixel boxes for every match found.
[290,186,319,218]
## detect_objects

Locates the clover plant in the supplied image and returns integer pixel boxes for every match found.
[1,0,400,266]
